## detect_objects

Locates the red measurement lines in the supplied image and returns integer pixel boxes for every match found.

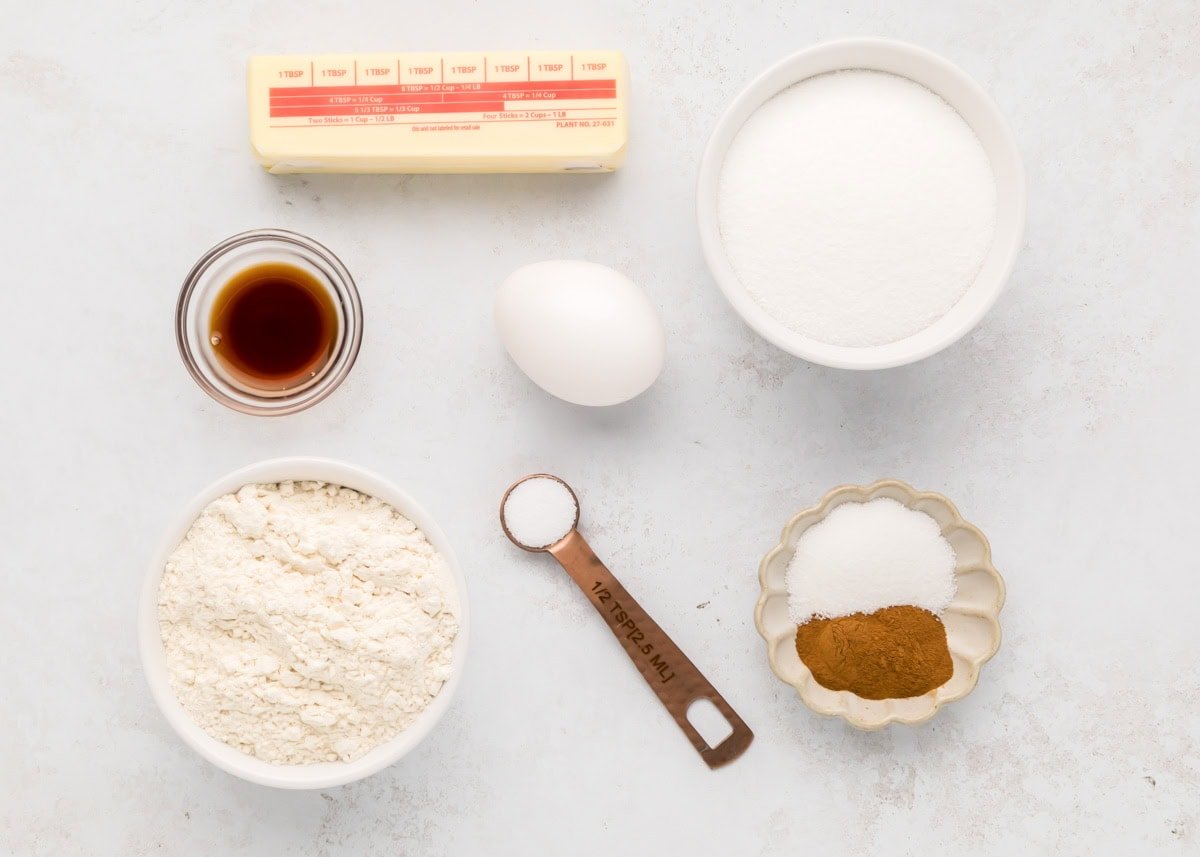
[269,79,617,118]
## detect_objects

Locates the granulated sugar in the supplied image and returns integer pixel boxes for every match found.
[718,70,997,346]
[502,477,578,548]
[787,498,956,624]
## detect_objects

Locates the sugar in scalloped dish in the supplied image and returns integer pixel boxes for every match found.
[786,497,958,700]
[787,497,956,624]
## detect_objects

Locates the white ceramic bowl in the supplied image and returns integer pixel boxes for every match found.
[138,457,470,789]
[754,480,1004,729]
[697,38,1026,370]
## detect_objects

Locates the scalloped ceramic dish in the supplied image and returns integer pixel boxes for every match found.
[754,480,1004,729]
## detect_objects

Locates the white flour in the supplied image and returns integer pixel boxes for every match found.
[718,70,997,346]
[158,481,458,765]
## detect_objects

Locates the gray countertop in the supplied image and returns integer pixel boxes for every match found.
[2,1,1197,854]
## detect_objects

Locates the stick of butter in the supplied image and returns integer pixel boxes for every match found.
[247,51,629,174]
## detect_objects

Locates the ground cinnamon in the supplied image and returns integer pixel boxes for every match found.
[794,605,952,700]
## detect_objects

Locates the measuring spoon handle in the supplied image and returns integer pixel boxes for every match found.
[548,530,753,768]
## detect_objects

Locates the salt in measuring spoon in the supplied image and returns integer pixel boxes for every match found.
[500,474,753,769]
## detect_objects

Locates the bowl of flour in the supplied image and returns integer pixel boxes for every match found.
[697,38,1025,369]
[139,457,469,789]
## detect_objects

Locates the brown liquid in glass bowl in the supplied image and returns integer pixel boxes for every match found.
[209,262,338,390]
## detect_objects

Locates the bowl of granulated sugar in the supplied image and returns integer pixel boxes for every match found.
[697,38,1025,369]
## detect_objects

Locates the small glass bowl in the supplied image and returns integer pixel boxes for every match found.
[176,229,363,416]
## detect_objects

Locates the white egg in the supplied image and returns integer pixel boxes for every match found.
[495,260,666,407]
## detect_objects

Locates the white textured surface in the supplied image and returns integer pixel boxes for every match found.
[1,2,1198,855]
[787,498,956,622]
[719,69,997,346]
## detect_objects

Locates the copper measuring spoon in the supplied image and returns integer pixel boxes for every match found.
[500,474,753,769]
